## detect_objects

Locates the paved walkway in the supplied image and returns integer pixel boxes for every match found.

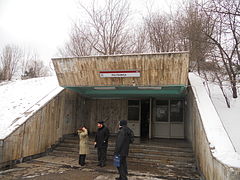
[0,155,166,180]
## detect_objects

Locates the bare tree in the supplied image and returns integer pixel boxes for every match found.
[82,0,131,55]
[20,49,33,77]
[60,0,131,56]
[0,44,23,81]
[203,0,240,17]
[144,11,189,53]
[58,24,93,57]
[200,54,231,107]
[201,0,240,98]
[128,25,150,54]
[21,53,50,79]
[144,13,172,52]
[176,1,213,73]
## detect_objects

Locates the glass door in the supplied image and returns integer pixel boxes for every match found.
[153,100,170,138]
[127,100,140,137]
[152,99,184,138]
[170,100,184,138]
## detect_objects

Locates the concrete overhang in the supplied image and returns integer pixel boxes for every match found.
[52,52,189,88]
[52,52,189,98]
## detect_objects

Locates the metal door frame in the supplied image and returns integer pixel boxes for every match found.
[152,99,185,138]
[127,99,141,137]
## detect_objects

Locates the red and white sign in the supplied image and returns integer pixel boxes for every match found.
[100,70,140,78]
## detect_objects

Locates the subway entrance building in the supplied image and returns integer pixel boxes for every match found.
[52,52,189,139]
[2,52,240,179]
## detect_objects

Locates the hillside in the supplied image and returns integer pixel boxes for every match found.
[208,79,240,153]
[190,73,240,154]
[0,76,63,139]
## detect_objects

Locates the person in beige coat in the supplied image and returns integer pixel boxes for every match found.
[77,127,89,166]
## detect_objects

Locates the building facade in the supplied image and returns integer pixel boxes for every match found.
[52,52,189,139]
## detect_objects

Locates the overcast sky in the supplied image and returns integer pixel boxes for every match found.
[0,0,178,64]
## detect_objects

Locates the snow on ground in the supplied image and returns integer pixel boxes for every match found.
[208,83,240,153]
[1,72,240,167]
[189,73,240,168]
[0,76,63,139]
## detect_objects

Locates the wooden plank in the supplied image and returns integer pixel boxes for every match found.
[52,53,189,87]
[1,89,86,166]
[86,99,128,134]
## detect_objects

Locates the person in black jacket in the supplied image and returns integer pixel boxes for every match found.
[114,120,134,180]
[94,121,110,167]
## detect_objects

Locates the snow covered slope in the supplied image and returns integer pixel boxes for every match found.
[0,76,63,139]
[208,80,240,154]
[189,73,240,168]
[190,72,240,154]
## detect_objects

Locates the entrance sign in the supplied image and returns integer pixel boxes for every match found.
[100,70,140,78]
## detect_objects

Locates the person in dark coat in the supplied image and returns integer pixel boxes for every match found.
[114,120,134,180]
[94,121,110,167]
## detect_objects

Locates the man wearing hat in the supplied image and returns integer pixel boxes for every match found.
[114,120,134,180]
[94,121,110,167]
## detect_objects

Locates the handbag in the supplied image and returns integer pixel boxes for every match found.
[113,154,121,167]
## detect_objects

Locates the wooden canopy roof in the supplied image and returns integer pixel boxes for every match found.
[52,52,189,98]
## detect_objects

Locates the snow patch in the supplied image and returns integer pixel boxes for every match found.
[189,73,240,168]
[0,76,63,139]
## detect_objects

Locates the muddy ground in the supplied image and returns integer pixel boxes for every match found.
[0,155,166,180]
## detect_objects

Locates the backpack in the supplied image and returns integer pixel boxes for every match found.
[128,128,134,144]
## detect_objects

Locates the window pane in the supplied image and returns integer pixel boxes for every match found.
[128,107,139,120]
[128,100,139,106]
[170,100,183,122]
[156,100,168,122]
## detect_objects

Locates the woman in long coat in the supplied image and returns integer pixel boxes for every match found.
[77,127,89,166]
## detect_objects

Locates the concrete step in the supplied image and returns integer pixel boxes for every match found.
[56,143,194,157]
[63,136,193,148]
[49,149,196,168]
[47,151,200,180]
[51,134,201,180]
[60,138,194,153]
[52,147,195,164]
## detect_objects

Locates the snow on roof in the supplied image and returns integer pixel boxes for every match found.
[0,76,63,140]
[189,73,240,168]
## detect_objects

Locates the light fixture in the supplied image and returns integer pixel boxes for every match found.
[138,86,162,90]
[94,87,116,90]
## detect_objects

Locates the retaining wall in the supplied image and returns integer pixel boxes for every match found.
[0,89,86,168]
[187,73,240,180]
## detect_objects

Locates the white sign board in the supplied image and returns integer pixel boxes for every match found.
[100,70,140,78]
